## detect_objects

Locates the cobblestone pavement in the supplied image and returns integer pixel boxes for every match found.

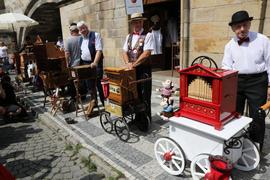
[11,77,270,180]
[0,118,99,180]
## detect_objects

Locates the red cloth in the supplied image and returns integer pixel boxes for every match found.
[238,37,250,45]
[0,164,15,180]
[133,32,140,35]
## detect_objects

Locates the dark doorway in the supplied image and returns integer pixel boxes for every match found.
[143,0,180,71]
[27,3,62,43]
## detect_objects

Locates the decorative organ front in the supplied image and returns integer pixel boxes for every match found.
[175,64,238,130]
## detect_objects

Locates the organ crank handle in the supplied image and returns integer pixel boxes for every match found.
[261,101,270,111]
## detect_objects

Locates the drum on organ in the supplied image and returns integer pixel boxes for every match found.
[175,64,238,130]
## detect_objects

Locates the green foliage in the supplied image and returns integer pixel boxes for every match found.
[81,157,97,172]
[65,143,73,151]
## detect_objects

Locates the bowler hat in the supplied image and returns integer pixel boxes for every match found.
[229,10,253,26]
[129,13,147,22]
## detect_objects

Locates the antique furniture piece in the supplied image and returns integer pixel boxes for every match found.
[100,67,152,141]
[33,42,68,108]
[104,67,137,105]
[33,42,65,72]
[175,64,238,130]
[69,64,98,119]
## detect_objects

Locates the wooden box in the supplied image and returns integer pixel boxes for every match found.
[104,67,138,105]
[104,100,124,117]
[69,65,97,80]
[175,64,238,130]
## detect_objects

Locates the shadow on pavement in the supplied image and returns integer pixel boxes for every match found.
[4,155,58,179]
[0,125,42,150]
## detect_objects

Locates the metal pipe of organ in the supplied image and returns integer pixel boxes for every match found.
[188,77,212,102]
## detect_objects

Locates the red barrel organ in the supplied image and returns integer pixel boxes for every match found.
[175,64,238,130]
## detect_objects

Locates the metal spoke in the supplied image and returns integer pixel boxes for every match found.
[159,143,167,152]
[172,155,184,162]
[169,161,173,170]
[240,155,250,167]
[172,159,181,170]
[156,151,164,155]
[197,162,208,173]
[194,172,205,177]
[243,153,256,162]
[242,147,253,153]
[166,141,169,151]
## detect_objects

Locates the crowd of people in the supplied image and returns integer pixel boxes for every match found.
[1,10,270,149]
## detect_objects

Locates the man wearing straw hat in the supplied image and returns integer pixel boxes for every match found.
[122,13,154,131]
[222,10,270,150]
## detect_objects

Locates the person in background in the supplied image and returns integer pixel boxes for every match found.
[65,23,81,67]
[56,36,64,50]
[122,13,154,131]
[222,10,270,151]
[35,35,43,44]
[19,36,33,53]
[77,21,105,116]
[65,22,81,100]
[0,42,9,73]
[0,75,28,120]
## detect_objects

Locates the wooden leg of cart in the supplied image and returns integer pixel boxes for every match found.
[86,79,101,117]
[73,79,88,120]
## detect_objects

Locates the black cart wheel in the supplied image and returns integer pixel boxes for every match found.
[135,112,151,132]
[100,112,113,134]
[114,117,130,141]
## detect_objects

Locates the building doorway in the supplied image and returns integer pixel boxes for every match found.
[25,3,62,44]
[143,0,180,72]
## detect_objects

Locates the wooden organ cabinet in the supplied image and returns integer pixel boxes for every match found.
[104,67,137,116]
[33,42,68,89]
[175,64,238,130]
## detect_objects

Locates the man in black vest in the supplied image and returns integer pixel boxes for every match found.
[222,10,270,150]
[122,13,154,131]
[77,21,104,115]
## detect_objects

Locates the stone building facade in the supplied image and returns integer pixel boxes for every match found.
[1,0,270,68]
[182,0,270,67]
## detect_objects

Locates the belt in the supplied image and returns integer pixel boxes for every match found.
[238,71,267,78]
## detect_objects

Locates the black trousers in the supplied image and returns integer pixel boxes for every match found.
[237,71,268,144]
[136,65,152,119]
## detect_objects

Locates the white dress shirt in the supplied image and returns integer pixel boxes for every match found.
[0,46,8,58]
[123,28,154,52]
[81,32,102,61]
[222,31,270,81]
[151,29,163,55]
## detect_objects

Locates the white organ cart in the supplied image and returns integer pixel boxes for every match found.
[154,116,260,179]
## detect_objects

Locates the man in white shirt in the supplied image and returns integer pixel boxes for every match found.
[222,10,270,150]
[123,13,154,132]
[0,42,9,73]
[77,21,104,116]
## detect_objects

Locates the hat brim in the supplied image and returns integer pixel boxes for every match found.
[129,17,147,22]
[229,17,253,26]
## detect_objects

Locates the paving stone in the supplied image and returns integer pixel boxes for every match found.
[61,166,71,173]
[75,121,105,137]
[0,120,91,180]
[105,139,152,167]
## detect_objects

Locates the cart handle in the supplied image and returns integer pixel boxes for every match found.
[261,101,270,111]
[129,77,152,85]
